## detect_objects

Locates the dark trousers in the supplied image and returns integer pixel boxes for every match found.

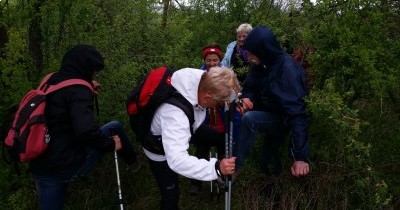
[148,158,180,210]
[190,124,225,160]
[234,111,285,174]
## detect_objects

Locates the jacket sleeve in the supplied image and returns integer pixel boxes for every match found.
[221,41,236,67]
[271,62,310,161]
[158,104,219,181]
[241,65,263,102]
[67,86,115,151]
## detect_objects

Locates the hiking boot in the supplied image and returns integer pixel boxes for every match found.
[127,161,141,174]
[189,181,202,196]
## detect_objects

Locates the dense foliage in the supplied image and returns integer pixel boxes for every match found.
[1,0,399,209]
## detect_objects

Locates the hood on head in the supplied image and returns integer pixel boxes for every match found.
[171,68,205,106]
[243,26,284,66]
[60,44,104,82]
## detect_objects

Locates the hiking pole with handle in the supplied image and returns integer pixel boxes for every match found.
[224,101,236,210]
[110,129,124,210]
[210,151,216,193]
[223,101,230,210]
[224,90,239,210]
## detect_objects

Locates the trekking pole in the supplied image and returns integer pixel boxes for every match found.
[215,151,220,195]
[114,150,124,210]
[110,129,124,210]
[210,151,213,193]
[224,101,232,210]
[224,90,239,210]
[210,150,219,197]
[228,100,236,209]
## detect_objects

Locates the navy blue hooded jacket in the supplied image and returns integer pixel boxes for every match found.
[243,26,310,161]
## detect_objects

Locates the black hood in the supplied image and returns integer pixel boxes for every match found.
[243,26,284,67]
[55,44,104,83]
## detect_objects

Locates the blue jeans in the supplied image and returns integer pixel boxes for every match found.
[234,111,286,174]
[33,120,137,210]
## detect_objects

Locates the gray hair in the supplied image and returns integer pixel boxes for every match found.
[236,23,253,33]
[200,67,241,102]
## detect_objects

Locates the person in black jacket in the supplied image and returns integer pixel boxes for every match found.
[235,26,310,177]
[30,45,139,210]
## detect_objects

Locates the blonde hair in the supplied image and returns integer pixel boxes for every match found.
[236,23,253,33]
[199,67,241,102]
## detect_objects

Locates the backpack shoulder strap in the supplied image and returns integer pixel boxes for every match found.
[164,92,195,134]
[44,79,95,95]
[142,91,194,155]
[37,72,56,90]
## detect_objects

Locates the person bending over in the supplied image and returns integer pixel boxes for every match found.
[144,67,240,210]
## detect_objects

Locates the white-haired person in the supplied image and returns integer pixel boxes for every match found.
[221,23,253,83]
[144,67,240,210]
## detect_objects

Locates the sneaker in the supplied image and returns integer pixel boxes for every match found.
[189,182,202,196]
[127,161,141,174]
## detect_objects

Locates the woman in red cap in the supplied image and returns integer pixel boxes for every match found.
[200,43,223,71]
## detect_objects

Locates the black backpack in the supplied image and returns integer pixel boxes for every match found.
[126,66,194,155]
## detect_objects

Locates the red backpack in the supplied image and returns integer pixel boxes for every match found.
[4,73,95,162]
[126,66,194,155]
